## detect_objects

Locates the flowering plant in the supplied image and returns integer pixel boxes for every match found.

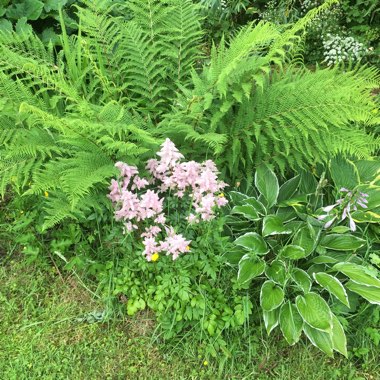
[318,188,369,231]
[108,139,228,261]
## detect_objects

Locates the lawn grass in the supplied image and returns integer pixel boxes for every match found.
[0,258,379,380]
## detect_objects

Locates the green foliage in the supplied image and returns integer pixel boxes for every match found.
[0,0,203,228]
[225,164,380,356]
[159,3,379,181]
[0,0,77,45]
[101,217,251,354]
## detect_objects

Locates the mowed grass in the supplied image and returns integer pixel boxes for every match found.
[0,258,379,380]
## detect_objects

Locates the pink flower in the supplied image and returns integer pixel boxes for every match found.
[123,222,138,233]
[156,138,184,172]
[134,190,163,221]
[216,196,228,207]
[196,168,219,193]
[132,176,149,190]
[114,191,140,221]
[142,237,161,261]
[115,162,138,179]
[187,213,198,224]
[164,233,191,260]
[154,213,166,224]
[141,225,161,238]
[108,179,121,202]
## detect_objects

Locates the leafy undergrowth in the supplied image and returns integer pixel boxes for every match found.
[0,258,379,380]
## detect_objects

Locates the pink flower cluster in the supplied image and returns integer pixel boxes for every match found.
[108,139,228,261]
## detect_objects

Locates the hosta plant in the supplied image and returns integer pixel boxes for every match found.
[225,162,380,356]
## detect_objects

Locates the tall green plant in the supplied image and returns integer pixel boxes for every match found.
[0,0,203,228]
[159,1,379,181]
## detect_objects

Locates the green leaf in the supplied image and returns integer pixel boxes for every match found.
[311,255,339,264]
[299,170,318,194]
[15,17,32,35]
[296,293,332,332]
[262,215,292,237]
[260,280,285,312]
[0,19,12,32]
[355,160,380,184]
[234,232,269,255]
[223,248,245,265]
[279,302,303,345]
[278,175,300,202]
[6,0,44,20]
[237,256,265,285]
[265,260,286,286]
[244,197,267,215]
[280,245,306,260]
[44,0,68,12]
[229,191,249,206]
[345,281,380,305]
[231,205,260,221]
[333,263,380,288]
[291,268,312,293]
[331,314,347,357]
[255,164,279,208]
[331,226,351,234]
[330,156,359,190]
[320,234,366,251]
[303,324,333,357]
[292,226,315,256]
[263,307,280,335]
[313,273,350,307]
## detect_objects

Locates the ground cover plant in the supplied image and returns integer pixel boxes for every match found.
[0,0,380,377]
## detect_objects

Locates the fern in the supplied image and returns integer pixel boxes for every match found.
[159,2,379,182]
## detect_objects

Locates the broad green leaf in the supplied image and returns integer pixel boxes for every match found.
[280,245,306,260]
[260,280,285,312]
[0,19,12,32]
[234,232,269,255]
[262,215,292,237]
[330,156,359,190]
[296,293,332,332]
[311,255,339,264]
[265,260,286,286]
[292,227,315,256]
[255,164,279,208]
[331,314,347,357]
[278,175,300,202]
[237,256,265,285]
[345,281,380,305]
[331,226,351,234]
[313,273,350,307]
[352,210,380,223]
[303,324,333,357]
[291,268,312,293]
[263,308,280,335]
[355,160,380,184]
[276,207,297,222]
[299,170,318,194]
[228,191,249,205]
[223,248,245,265]
[333,263,380,288]
[320,234,366,251]
[6,0,44,20]
[244,197,266,215]
[279,302,303,345]
[231,205,260,221]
